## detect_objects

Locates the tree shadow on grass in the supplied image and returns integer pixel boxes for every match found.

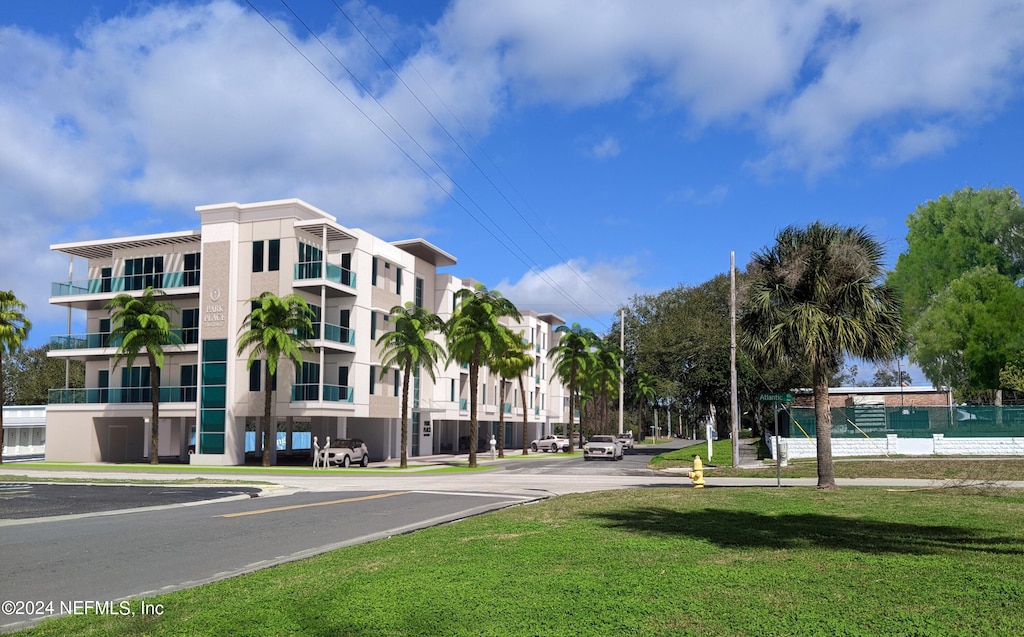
[585,507,1024,556]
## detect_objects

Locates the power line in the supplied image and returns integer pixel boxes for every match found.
[246,0,613,328]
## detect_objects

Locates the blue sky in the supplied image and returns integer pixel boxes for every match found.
[3,0,1024,383]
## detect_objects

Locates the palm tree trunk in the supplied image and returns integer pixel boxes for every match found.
[468,342,481,468]
[263,370,273,468]
[568,366,577,452]
[148,353,160,465]
[497,379,506,459]
[519,375,528,455]
[813,366,836,489]
[401,362,411,469]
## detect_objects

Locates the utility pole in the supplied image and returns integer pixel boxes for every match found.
[731,251,740,468]
[618,308,624,435]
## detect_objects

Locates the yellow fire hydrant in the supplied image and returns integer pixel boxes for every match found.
[688,455,705,488]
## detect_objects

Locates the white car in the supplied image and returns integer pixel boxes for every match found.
[326,439,371,467]
[531,434,570,453]
[583,435,624,461]
[616,432,634,449]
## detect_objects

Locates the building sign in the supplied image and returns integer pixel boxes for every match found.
[204,288,226,328]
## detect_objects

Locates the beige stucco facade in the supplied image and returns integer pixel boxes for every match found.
[45,199,569,464]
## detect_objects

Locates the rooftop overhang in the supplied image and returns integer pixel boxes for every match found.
[392,238,457,267]
[51,230,203,261]
[294,219,358,243]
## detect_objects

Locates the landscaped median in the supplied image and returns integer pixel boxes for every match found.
[14,486,1023,636]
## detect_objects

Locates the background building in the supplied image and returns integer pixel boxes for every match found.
[45,199,568,464]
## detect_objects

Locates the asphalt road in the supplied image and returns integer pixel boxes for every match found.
[0,440,704,632]
[0,487,529,632]
[0,483,260,520]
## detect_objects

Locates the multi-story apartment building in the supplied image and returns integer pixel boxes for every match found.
[45,199,569,465]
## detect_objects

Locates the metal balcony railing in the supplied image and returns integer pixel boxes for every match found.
[48,386,197,405]
[321,323,356,345]
[294,262,356,287]
[51,272,193,297]
[290,384,354,402]
[49,328,195,351]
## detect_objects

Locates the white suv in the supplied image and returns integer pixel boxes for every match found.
[328,439,370,467]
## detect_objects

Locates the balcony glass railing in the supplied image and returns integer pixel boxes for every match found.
[322,323,356,345]
[290,384,353,402]
[49,329,195,351]
[294,262,356,287]
[51,272,193,297]
[503,403,512,413]
[48,386,197,405]
[534,406,540,415]
[459,398,468,410]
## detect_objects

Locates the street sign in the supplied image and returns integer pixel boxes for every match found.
[758,392,794,402]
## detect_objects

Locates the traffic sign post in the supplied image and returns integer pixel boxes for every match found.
[758,392,793,487]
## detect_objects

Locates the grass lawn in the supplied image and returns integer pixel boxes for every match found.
[651,439,1024,482]
[17,487,1023,636]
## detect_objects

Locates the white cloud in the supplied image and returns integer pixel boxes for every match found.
[436,0,1024,173]
[876,124,958,166]
[495,258,646,327]
[591,136,621,159]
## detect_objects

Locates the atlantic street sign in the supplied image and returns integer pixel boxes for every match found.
[758,392,794,402]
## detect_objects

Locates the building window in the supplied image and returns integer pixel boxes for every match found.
[450,379,455,402]
[369,365,376,395]
[101,267,113,293]
[372,257,378,286]
[370,311,377,339]
[184,253,201,286]
[394,369,400,397]
[249,363,261,392]
[125,256,164,291]
[268,239,280,272]
[415,277,424,308]
[396,268,403,295]
[182,308,199,344]
[253,241,264,273]
[181,365,198,402]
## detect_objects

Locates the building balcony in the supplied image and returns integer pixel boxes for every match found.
[48,386,197,405]
[459,398,468,411]
[290,384,354,403]
[503,402,512,414]
[321,323,355,346]
[51,272,198,298]
[293,262,356,297]
[49,329,198,352]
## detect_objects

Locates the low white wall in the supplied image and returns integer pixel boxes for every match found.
[768,432,1024,459]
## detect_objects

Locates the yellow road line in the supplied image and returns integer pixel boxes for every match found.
[219,491,410,518]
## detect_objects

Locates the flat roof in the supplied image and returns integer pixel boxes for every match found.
[51,230,202,261]
[392,238,457,267]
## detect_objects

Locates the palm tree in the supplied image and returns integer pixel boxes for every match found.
[740,222,902,489]
[636,372,656,437]
[585,342,622,435]
[237,292,315,467]
[105,287,181,465]
[549,322,597,452]
[490,326,533,458]
[377,302,445,468]
[444,284,521,468]
[0,291,32,465]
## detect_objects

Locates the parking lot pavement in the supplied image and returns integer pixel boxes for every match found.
[0,483,261,522]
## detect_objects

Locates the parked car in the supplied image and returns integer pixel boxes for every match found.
[571,433,587,446]
[327,439,370,467]
[531,434,570,453]
[583,435,623,461]
[615,432,634,450]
